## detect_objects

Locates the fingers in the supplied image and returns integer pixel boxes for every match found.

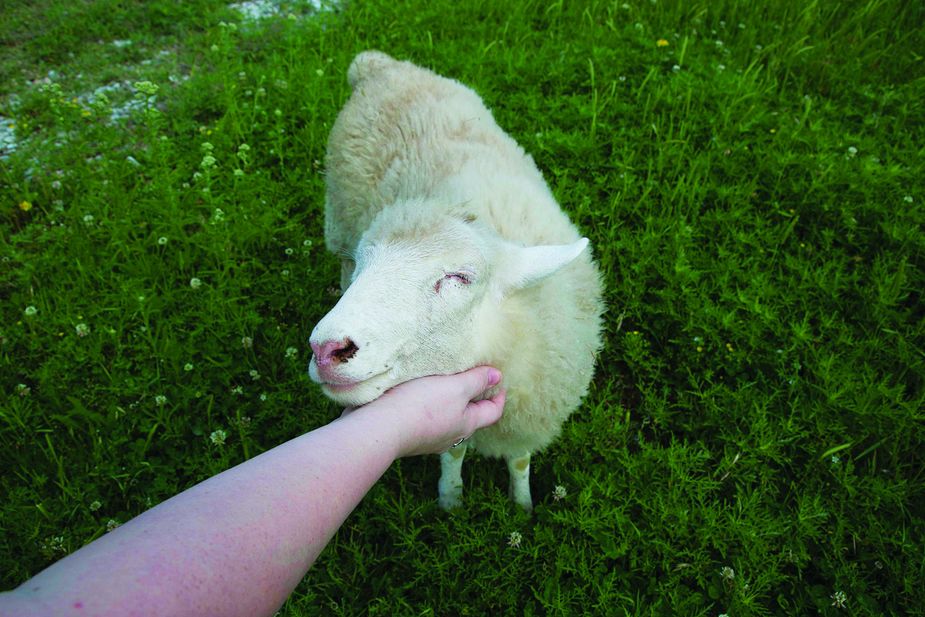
[466,389,506,430]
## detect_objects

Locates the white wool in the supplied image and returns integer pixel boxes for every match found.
[310,51,605,509]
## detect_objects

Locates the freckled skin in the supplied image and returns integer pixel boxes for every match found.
[0,368,504,617]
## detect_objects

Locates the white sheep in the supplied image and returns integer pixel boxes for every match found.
[308,51,604,511]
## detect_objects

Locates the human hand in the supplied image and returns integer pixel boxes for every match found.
[346,366,505,458]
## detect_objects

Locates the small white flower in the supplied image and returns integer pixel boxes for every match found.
[83,214,95,225]
[242,336,253,349]
[846,146,858,158]
[284,247,294,256]
[75,323,90,337]
[210,44,220,52]
[552,485,567,502]
[507,531,522,548]
[106,519,121,532]
[16,383,31,397]
[717,64,726,71]
[24,305,37,317]
[51,180,62,190]
[184,363,194,372]
[190,277,202,289]
[233,168,244,177]
[155,395,167,406]
[831,590,847,608]
[831,455,841,464]
[285,346,298,359]
[281,269,290,277]
[231,385,244,395]
[715,40,724,47]
[126,155,141,167]
[259,393,268,402]
[210,429,227,446]
[212,208,225,223]
[720,566,735,581]
[903,195,913,203]
[302,239,313,247]
[89,500,102,511]
[315,68,324,77]
[249,369,260,380]
[672,64,681,72]
[157,236,168,245]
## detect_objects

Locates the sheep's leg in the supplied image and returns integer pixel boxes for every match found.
[505,452,533,512]
[438,444,467,510]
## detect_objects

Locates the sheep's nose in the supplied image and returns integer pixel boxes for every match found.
[311,338,359,368]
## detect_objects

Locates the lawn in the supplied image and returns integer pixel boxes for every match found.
[1,0,923,614]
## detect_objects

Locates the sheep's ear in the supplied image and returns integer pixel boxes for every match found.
[498,238,588,291]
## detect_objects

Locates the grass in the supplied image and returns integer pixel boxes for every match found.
[1,0,923,614]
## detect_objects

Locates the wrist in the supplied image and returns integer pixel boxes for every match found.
[335,402,406,462]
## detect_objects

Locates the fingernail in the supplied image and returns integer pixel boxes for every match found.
[487,368,502,386]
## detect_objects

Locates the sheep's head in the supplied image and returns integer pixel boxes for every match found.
[308,207,588,406]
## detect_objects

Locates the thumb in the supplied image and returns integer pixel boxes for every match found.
[456,366,502,398]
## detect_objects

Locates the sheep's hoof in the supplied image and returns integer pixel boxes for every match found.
[517,499,534,513]
[508,487,533,512]
[438,492,464,511]
[508,475,533,513]
[438,479,464,510]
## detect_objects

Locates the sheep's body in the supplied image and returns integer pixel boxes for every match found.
[313,51,604,509]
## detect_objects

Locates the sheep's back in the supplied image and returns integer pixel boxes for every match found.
[325,52,579,253]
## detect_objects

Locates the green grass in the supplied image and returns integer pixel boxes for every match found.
[2,0,924,614]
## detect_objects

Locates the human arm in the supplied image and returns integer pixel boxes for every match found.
[0,366,505,617]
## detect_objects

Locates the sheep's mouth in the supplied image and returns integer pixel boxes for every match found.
[322,379,361,392]
[319,369,391,394]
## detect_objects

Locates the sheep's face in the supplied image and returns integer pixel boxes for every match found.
[308,215,588,407]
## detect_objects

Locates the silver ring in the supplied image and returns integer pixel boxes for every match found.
[450,437,466,448]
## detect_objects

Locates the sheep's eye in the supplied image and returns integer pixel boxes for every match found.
[434,272,472,293]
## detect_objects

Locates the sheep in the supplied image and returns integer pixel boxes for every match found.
[308,51,604,511]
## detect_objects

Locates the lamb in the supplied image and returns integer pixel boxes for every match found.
[308,51,604,511]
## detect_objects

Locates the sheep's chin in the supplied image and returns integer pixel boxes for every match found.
[320,370,398,407]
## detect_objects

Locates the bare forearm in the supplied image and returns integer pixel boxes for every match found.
[1,413,398,617]
[0,367,505,617]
